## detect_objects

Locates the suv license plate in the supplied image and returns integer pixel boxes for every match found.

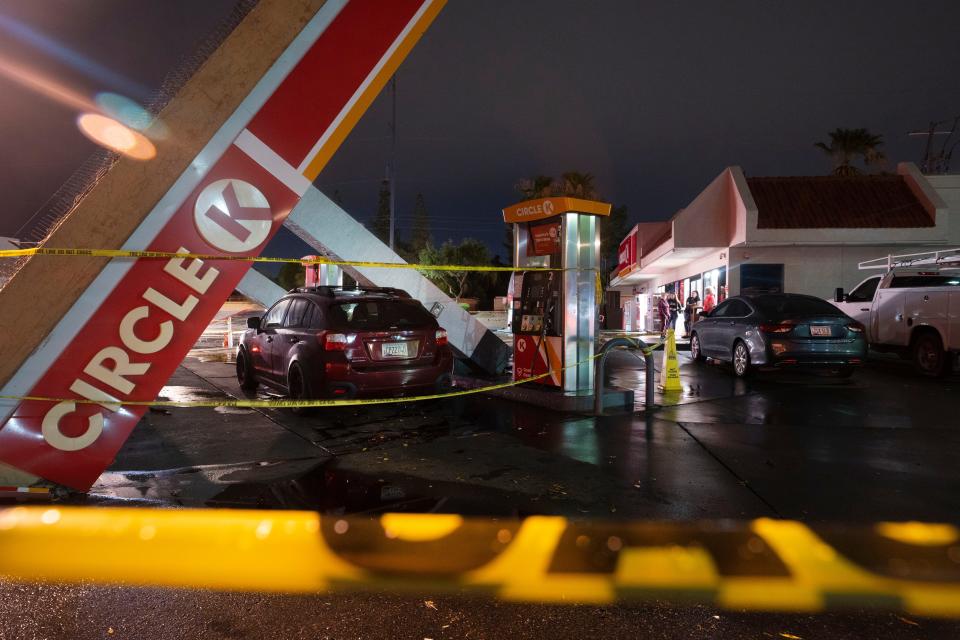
[810,326,831,337]
[382,342,408,358]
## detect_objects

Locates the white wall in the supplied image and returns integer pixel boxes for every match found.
[727,244,953,299]
[672,169,735,248]
[926,173,960,245]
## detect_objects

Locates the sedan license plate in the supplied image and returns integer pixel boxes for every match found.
[381,342,409,358]
[810,325,832,337]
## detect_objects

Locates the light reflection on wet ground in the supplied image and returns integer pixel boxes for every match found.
[70,343,960,524]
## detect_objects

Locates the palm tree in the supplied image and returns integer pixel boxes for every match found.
[560,171,597,199]
[515,172,599,200]
[515,175,555,199]
[814,128,886,176]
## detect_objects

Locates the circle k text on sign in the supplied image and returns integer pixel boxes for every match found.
[193,179,272,253]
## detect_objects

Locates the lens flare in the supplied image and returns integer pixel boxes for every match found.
[0,13,151,99]
[76,113,156,160]
[0,54,98,113]
[95,92,167,138]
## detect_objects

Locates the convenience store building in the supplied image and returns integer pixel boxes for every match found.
[609,163,959,334]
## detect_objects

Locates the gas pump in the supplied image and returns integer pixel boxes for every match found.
[503,197,612,393]
[303,255,343,288]
[512,269,563,385]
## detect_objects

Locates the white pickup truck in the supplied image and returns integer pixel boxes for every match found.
[832,249,959,376]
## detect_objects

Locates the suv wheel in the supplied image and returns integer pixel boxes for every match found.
[732,340,751,378]
[690,333,705,362]
[912,331,948,378]
[236,349,257,390]
[287,362,313,414]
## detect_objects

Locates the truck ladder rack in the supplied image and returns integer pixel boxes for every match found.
[859,247,960,271]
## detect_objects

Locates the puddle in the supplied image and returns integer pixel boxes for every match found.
[215,406,255,415]
[188,348,236,364]
[82,458,541,517]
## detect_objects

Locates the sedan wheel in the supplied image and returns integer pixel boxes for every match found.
[690,333,705,362]
[732,341,751,378]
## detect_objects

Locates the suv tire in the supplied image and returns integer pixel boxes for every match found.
[287,362,314,415]
[236,348,257,391]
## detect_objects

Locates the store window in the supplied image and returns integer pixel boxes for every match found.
[702,267,727,303]
[740,264,784,295]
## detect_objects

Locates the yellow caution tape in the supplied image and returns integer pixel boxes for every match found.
[1,507,958,617]
[0,246,586,273]
[0,353,604,409]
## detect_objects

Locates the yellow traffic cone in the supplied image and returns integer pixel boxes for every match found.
[659,329,682,392]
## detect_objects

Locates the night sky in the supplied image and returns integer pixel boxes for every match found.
[2,0,959,260]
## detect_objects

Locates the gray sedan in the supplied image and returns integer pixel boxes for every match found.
[689,294,867,377]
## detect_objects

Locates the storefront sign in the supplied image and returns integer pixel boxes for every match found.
[502,197,611,224]
[618,232,637,273]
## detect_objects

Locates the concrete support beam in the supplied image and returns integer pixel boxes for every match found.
[285,187,508,375]
[237,268,287,308]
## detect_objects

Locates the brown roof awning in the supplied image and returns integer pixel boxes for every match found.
[746,175,934,229]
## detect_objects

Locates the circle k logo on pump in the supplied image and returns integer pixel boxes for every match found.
[542,200,554,216]
[194,179,272,253]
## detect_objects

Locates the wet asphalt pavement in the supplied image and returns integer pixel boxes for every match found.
[5,348,960,638]
[4,582,958,640]
[88,348,960,524]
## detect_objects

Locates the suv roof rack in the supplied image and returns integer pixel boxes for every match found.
[290,285,412,298]
[859,248,960,272]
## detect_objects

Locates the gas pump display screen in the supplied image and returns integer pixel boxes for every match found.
[512,270,561,337]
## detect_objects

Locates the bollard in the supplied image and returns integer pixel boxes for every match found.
[226,316,234,349]
[594,337,658,415]
[645,348,656,409]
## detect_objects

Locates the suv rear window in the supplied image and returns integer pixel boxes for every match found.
[329,299,436,330]
[752,296,843,317]
[890,275,960,288]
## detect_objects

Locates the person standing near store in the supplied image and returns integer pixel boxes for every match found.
[657,292,670,337]
[667,292,680,332]
[684,290,700,337]
[703,287,716,314]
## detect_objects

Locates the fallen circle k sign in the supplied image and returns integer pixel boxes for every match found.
[194,179,272,253]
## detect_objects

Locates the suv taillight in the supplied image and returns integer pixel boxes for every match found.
[322,332,348,351]
[435,329,448,346]
[759,322,795,334]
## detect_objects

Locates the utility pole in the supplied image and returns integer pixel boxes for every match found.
[388,76,397,251]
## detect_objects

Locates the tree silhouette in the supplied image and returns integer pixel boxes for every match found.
[410,192,432,253]
[814,128,886,176]
[419,239,495,301]
[371,179,391,243]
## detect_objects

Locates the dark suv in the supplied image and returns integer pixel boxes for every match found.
[236,286,454,400]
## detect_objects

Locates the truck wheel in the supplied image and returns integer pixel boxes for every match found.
[911,331,948,378]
